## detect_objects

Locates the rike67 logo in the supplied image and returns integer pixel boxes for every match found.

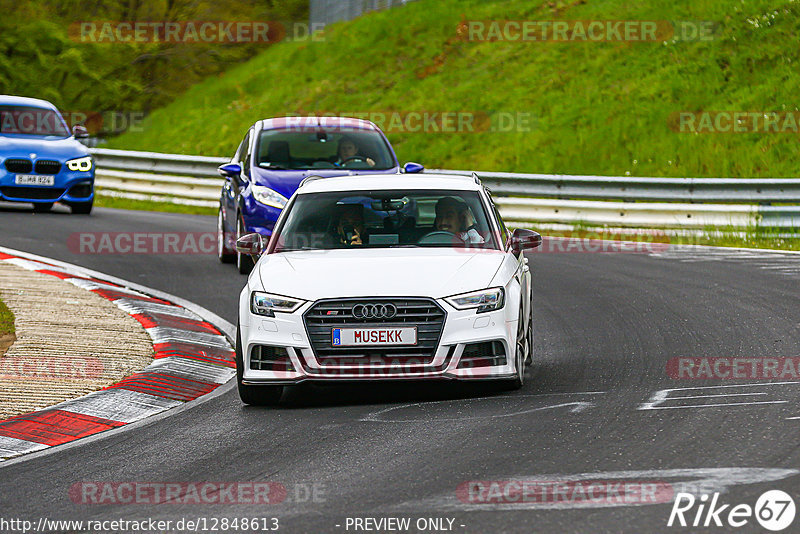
[668,490,796,531]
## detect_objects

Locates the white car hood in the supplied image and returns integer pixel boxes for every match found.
[257,248,507,301]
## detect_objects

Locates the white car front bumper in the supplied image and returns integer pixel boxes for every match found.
[239,294,519,384]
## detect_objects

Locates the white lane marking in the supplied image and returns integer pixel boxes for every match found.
[639,382,800,410]
[54,389,182,424]
[145,356,235,384]
[66,278,147,295]
[114,300,201,320]
[401,468,800,511]
[641,401,787,410]
[360,392,604,423]
[667,392,768,400]
[0,436,49,460]
[145,326,230,348]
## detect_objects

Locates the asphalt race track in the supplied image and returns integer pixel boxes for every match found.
[1,202,799,533]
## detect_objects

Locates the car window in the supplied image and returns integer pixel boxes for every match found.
[0,105,69,137]
[492,204,509,249]
[234,130,250,164]
[255,127,396,170]
[271,190,499,252]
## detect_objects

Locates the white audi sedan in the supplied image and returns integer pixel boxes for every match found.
[235,173,541,405]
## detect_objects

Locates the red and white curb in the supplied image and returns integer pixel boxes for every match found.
[0,249,236,462]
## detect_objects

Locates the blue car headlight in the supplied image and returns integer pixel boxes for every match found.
[66,156,93,172]
[251,185,288,209]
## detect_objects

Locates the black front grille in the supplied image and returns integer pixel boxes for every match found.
[4,159,32,173]
[0,186,64,200]
[35,160,61,175]
[68,182,93,198]
[457,341,507,369]
[304,298,446,367]
[250,345,294,372]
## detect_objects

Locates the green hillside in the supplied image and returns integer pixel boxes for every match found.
[0,0,307,133]
[108,0,800,178]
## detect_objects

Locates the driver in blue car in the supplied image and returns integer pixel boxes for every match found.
[434,197,485,244]
[334,136,375,168]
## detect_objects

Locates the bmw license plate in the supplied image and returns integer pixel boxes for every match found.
[332,327,417,347]
[15,174,54,186]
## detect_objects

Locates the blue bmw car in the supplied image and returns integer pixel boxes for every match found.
[217,116,423,273]
[0,95,95,214]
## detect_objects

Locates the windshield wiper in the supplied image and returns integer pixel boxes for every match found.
[260,164,289,170]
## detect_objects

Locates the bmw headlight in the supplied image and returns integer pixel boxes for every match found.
[66,156,93,172]
[251,185,288,209]
[251,292,304,317]
[445,287,505,313]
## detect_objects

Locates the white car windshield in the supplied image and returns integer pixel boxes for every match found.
[272,190,498,252]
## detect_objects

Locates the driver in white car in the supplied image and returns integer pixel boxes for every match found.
[334,136,376,168]
[434,197,485,244]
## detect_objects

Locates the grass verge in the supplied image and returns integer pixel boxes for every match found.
[94,195,217,216]
[0,296,15,337]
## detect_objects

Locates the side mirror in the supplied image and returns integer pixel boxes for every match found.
[403,162,424,174]
[511,229,542,253]
[235,233,266,258]
[218,163,242,178]
[72,125,89,139]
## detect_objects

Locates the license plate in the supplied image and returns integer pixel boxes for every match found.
[15,174,54,186]
[332,327,417,347]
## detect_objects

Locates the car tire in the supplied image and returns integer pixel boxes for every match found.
[32,202,53,213]
[525,297,534,366]
[236,325,283,406]
[236,214,254,275]
[218,208,236,264]
[70,199,93,215]
[504,306,527,390]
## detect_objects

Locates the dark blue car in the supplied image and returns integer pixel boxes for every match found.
[217,116,423,273]
[0,95,95,214]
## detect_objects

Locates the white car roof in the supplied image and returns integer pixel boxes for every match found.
[298,173,482,194]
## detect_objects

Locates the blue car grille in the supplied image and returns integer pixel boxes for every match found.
[4,159,32,173]
[35,160,61,175]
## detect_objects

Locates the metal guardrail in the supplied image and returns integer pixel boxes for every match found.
[89,148,800,229]
[310,0,417,28]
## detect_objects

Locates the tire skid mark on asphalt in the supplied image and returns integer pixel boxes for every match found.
[359,392,606,423]
[0,251,236,462]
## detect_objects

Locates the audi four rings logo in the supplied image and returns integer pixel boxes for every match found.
[352,303,398,319]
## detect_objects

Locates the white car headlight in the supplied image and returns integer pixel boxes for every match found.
[251,292,304,317]
[251,185,288,209]
[66,156,93,172]
[445,287,505,313]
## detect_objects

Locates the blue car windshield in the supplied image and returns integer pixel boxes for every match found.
[272,190,499,252]
[0,106,70,137]
[256,128,396,171]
